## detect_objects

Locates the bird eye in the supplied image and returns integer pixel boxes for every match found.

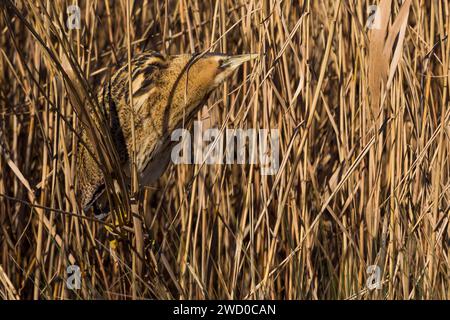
[219,58,230,70]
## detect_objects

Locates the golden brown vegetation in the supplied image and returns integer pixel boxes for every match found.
[0,0,449,299]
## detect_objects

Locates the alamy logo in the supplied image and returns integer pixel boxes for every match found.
[66,5,81,30]
[66,265,81,290]
[366,5,382,30]
[171,121,279,175]
[366,265,382,290]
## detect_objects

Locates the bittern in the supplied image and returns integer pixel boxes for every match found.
[76,51,257,213]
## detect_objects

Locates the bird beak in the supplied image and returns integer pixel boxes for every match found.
[220,54,259,70]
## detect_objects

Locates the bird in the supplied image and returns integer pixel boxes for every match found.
[76,51,258,214]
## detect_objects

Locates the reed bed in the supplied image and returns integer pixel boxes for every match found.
[0,0,449,299]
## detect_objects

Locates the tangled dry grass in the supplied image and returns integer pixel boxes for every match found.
[0,0,449,300]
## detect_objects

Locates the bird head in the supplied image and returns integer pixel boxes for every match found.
[163,53,258,109]
[177,52,258,86]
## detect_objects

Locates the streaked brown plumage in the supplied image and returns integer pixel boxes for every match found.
[77,51,257,211]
